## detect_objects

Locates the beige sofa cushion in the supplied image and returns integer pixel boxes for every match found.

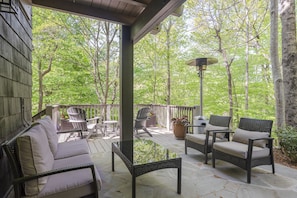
[55,139,90,159]
[205,124,229,139]
[17,124,54,196]
[39,154,102,198]
[232,128,269,148]
[37,116,59,155]
[213,141,270,159]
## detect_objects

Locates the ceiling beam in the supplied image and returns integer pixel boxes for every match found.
[116,0,147,7]
[131,0,186,42]
[31,0,136,25]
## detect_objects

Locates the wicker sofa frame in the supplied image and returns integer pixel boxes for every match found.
[3,120,100,198]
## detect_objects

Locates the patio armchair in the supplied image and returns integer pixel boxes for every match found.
[134,107,152,137]
[185,115,232,164]
[67,107,101,139]
[212,117,274,183]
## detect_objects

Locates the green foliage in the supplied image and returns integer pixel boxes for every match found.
[31,1,276,126]
[276,126,297,163]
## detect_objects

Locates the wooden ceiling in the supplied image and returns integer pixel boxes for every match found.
[30,0,186,42]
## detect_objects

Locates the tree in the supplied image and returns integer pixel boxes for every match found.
[32,9,65,112]
[164,19,173,105]
[280,0,297,127]
[271,0,285,128]
[56,16,120,119]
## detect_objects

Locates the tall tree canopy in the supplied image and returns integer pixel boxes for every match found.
[32,1,279,128]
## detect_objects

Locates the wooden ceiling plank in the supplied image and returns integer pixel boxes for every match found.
[32,0,136,25]
[115,0,147,7]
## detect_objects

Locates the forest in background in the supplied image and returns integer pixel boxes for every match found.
[32,0,275,127]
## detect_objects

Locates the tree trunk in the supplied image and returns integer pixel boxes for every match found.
[280,0,297,126]
[271,0,285,128]
[216,29,234,121]
[165,19,173,105]
[38,61,43,112]
[245,0,249,111]
[37,45,58,112]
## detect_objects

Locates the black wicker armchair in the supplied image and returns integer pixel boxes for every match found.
[212,117,274,183]
[185,115,231,164]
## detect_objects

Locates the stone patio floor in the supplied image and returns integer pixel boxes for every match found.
[84,127,297,198]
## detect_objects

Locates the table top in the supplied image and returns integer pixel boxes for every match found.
[112,139,180,166]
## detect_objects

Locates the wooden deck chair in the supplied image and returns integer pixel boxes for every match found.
[67,107,100,139]
[134,107,152,137]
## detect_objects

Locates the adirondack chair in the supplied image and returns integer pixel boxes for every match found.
[134,107,152,137]
[67,107,100,139]
[185,115,232,164]
[212,117,274,183]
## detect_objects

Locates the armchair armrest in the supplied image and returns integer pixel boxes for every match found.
[186,125,206,128]
[87,117,100,123]
[14,163,97,185]
[247,137,274,160]
[248,137,274,148]
[185,124,206,134]
[68,120,86,123]
[57,129,82,134]
[211,130,233,142]
[208,129,232,133]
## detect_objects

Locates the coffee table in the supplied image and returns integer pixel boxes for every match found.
[112,139,181,198]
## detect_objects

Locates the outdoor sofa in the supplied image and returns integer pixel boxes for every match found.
[3,116,101,198]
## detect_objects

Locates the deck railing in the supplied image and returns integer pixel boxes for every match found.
[40,104,200,131]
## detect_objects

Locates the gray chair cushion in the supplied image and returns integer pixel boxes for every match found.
[205,124,229,139]
[232,128,270,148]
[186,134,227,145]
[213,141,270,159]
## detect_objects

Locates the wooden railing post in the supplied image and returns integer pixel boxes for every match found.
[107,105,111,120]
[166,105,170,130]
[46,105,60,130]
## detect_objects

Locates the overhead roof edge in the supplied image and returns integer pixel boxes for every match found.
[131,0,186,43]
[31,0,135,25]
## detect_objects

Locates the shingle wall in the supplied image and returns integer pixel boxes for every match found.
[0,1,32,197]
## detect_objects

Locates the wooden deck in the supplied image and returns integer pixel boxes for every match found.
[85,127,184,154]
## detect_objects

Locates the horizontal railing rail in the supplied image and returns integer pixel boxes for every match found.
[36,104,199,131]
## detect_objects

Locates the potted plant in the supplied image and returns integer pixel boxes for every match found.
[171,115,190,140]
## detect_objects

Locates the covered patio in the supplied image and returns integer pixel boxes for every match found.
[86,128,297,197]
[2,1,296,198]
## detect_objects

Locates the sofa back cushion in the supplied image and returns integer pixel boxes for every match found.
[37,116,59,155]
[17,124,54,196]
[205,124,229,139]
[232,128,270,148]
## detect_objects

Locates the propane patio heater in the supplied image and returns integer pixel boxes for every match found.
[187,57,218,117]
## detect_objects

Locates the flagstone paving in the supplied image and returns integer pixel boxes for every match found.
[89,128,297,198]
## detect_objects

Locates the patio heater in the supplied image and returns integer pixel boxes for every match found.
[187,58,218,117]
